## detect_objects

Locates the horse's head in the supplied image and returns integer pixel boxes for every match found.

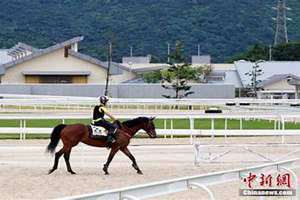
[142,117,157,138]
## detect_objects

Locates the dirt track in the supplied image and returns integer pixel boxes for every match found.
[0,138,299,200]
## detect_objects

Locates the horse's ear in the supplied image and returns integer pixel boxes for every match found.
[150,117,156,121]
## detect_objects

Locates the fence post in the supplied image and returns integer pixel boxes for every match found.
[23,120,26,140]
[190,117,194,144]
[281,116,285,144]
[224,118,228,143]
[211,119,215,139]
[240,118,243,130]
[190,117,194,130]
[19,120,23,141]
[171,119,173,139]
[164,119,167,139]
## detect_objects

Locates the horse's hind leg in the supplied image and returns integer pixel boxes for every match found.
[48,148,64,174]
[63,148,76,174]
[121,147,143,174]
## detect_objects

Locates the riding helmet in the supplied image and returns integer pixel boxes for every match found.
[99,95,109,104]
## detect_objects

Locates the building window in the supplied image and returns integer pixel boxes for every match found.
[40,75,73,83]
[207,76,225,81]
[25,75,88,84]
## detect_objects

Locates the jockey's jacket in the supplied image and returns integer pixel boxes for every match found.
[93,104,108,123]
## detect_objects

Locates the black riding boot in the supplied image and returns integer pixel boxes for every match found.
[106,130,116,148]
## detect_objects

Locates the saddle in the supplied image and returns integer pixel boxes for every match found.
[88,125,108,139]
[88,121,121,140]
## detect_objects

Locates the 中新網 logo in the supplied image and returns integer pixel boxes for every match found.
[240,172,295,196]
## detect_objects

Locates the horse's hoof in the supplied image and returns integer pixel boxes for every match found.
[105,172,110,175]
[137,171,143,175]
[69,171,76,175]
[48,169,55,174]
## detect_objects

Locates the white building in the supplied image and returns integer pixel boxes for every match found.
[0,37,137,84]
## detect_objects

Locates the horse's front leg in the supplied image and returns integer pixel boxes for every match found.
[121,147,143,174]
[103,146,120,175]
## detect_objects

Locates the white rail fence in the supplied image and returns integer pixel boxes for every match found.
[1,95,300,111]
[4,128,300,141]
[2,94,300,104]
[58,158,300,200]
[0,114,299,140]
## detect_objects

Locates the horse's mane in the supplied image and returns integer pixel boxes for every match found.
[122,117,149,128]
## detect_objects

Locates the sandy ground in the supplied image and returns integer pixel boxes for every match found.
[0,138,300,200]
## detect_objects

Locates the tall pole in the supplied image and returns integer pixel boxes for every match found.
[167,42,170,63]
[197,44,200,56]
[130,46,133,57]
[104,42,112,96]
[269,45,272,61]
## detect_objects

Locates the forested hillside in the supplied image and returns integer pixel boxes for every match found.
[0,0,299,62]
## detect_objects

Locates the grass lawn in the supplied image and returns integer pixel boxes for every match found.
[0,118,299,139]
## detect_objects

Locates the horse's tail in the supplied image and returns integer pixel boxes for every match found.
[47,124,66,154]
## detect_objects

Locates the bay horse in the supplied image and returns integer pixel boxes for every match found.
[46,117,156,175]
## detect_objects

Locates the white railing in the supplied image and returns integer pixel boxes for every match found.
[1,95,300,111]
[5,128,300,141]
[2,94,300,104]
[58,158,300,200]
[0,113,299,140]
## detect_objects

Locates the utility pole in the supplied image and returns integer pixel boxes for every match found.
[269,45,272,61]
[273,0,291,45]
[130,46,133,57]
[104,42,112,96]
[167,42,170,63]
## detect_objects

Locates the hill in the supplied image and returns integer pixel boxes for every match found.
[0,0,299,62]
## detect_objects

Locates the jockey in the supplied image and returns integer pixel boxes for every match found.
[92,95,117,147]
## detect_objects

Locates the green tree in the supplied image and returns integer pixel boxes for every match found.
[272,42,300,61]
[244,60,264,98]
[228,44,269,63]
[161,42,194,99]
[142,71,162,83]
[142,64,211,83]
[229,42,300,62]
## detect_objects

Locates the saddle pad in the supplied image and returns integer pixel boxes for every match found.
[90,125,107,136]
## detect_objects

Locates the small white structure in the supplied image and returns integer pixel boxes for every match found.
[191,55,211,64]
